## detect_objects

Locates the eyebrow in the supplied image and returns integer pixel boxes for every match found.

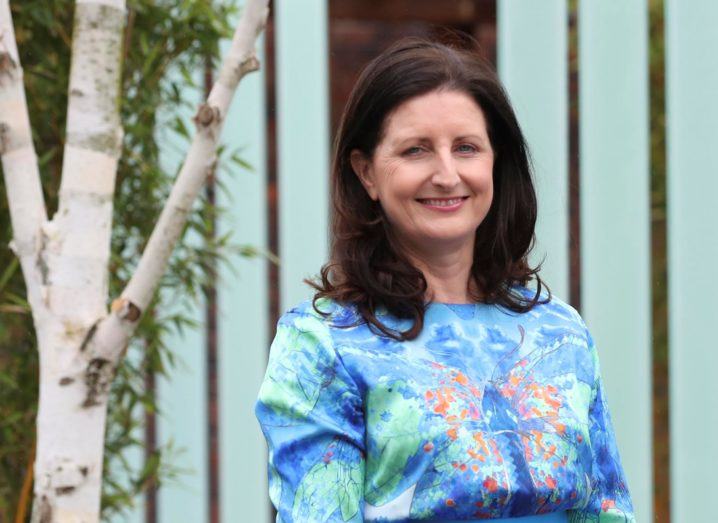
[393,135,489,147]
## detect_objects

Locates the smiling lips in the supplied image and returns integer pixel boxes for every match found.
[416,196,469,212]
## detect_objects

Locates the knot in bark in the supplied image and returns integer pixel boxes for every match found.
[0,122,9,155]
[32,495,53,523]
[195,103,221,128]
[82,357,114,407]
[238,54,260,76]
[44,458,89,498]
[0,52,16,77]
[111,297,141,322]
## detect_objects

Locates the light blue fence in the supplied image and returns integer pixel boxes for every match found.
[497,0,569,300]
[665,1,718,521]
[148,1,718,522]
[576,2,652,522]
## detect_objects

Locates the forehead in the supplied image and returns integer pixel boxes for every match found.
[380,90,488,143]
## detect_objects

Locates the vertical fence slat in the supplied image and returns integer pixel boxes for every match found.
[578,2,652,521]
[497,0,569,300]
[157,76,208,523]
[217,26,270,523]
[157,298,208,523]
[275,0,330,309]
[666,1,718,520]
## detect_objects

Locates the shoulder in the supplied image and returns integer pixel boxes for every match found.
[267,299,353,376]
[278,297,364,335]
[510,284,601,386]
[267,298,366,398]
[259,300,365,421]
[510,283,592,342]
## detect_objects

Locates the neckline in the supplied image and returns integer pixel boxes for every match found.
[425,301,488,307]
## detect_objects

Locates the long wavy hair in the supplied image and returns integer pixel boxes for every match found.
[306,37,550,340]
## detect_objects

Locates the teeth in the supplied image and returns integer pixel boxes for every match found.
[421,198,464,207]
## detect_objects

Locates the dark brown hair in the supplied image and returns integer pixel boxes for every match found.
[305,37,550,340]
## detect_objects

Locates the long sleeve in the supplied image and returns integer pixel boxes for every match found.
[568,330,636,523]
[254,309,366,523]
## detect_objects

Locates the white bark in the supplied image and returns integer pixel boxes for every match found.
[0,0,48,314]
[55,0,125,318]
[30,1,126,521]
[0,0,270,521]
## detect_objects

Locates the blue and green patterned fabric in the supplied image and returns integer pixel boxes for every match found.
[254,286,635,522]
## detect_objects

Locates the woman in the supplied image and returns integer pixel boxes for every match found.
[254,38,634,522]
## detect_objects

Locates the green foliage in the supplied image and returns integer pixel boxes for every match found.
[0,1,251,521]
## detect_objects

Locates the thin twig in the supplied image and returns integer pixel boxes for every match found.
[14,441,35,523]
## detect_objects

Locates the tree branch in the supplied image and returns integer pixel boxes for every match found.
[0,0,49,312]
[86,0,269,365]
[51,0,126,322]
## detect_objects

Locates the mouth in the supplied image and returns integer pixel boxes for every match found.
[415,196,469,211]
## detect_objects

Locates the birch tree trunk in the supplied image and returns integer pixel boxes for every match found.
[0,0,270,521]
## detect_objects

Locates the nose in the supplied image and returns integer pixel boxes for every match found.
[430,149,461,189]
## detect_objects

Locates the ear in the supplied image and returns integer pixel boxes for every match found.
[350,149,379,201]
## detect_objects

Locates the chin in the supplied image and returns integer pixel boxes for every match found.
[416,231,475,247]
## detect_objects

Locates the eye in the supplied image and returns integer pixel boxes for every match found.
[456,143,478,154]
[402,146,424,156]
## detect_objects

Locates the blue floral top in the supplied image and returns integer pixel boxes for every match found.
[254,287,635,522]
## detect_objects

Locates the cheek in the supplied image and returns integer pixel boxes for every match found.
[377,164,417,202]
[471,159,495,194]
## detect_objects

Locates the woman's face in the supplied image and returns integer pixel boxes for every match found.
[351,89,494,256]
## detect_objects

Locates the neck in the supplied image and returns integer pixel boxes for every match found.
[400,238,479,304]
